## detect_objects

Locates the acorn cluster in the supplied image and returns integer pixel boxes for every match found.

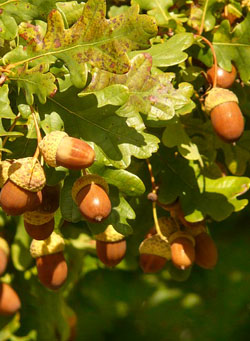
[139,204,218,279]
[0,131,112,291]
[206,65,244,143]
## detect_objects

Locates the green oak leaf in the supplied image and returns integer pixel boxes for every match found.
[89,163,145,196]
[87,187,135,236]
[56,1,85,27]
[9,63,57,105]
[80,53,194,121]
[129,33,194,67]
[0,85,16,119]
[212,14,250,84]
[157,149,250,222]
[162,117,203,163]
[132,0,187,29]
[38,87,159,169]
[4,0,157,89]
[0,11,18,41]
[40,111,64,134]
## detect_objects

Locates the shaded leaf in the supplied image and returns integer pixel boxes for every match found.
[0,85,16,119]
[38,87,159,169]
[11,217,32,271]
[157,149,250,222]
[60,172,82,223]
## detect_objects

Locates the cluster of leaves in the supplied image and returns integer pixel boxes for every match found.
[0,0,250,339]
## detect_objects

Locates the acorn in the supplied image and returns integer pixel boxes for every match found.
[95,225,126,267]
[24,211,55,240]
[195,232,218,269]
[207,64,237,88]
[169,231,195,270]
[39,131,95,169]
[30,232,68,290]
[139,234,171,273]
[0,157,45,215]
[72,174,111,223]
[37,184,61,214]
[205,88,244,143]
[0,282,21,316]
[0,237,9,276]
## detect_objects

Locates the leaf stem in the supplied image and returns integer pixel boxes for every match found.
[195,35,218,88]
[198,0,209,35]
[30,106,42,160]
[146,158,167,241]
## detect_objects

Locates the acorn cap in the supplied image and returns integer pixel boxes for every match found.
[95,225,124,242]
[157,217,178,237]
[169,231,195,246]
[0,237,10,257]
[72,174,109,204]
[139,235,171,260]
[185,222,207,237]
[39,131,68,167]
[205,88,238,114]
[8,157,46,192]
[30,232,65,258]
[0,160,13,188]
[24,211,54,225]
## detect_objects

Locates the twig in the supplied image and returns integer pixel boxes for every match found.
[30,106,42,160]
[198,0,209,35]
[194,35,218,88]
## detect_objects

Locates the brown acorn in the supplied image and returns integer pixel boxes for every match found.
[0,180,42,216]
[30,232,68,290]
[95,225,126,267]
[0,237,9,276]
[39,131,95,169]
[0,282,21,316]
[0,157,45,216]
[169,231,195,270]
[195,232,218,269]
[205,88,244,143]
[139,234,171,273]
[207,65,237,88]
[72,175,111,223]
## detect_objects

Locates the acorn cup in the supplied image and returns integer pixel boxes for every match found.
[24,211,55,240]
[169,231,195,270]
[39,131,95,170]
[72,174,111,223]
[95,225,126,267]
[0,160,13,188]
[30,232,68,290]
[0,157,46,216]
[205,88,244,143]
[139,234,171,273]
[0,237,10,276]
[194,232,218,269]
[207,65,237,88]
[0,282,21,316]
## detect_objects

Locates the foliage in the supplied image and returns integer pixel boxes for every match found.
[0,0,250,340]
